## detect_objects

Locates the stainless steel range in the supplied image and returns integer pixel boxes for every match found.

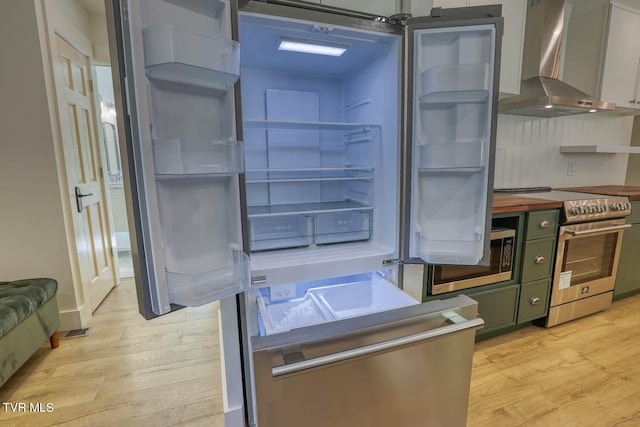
[513,189,632,327]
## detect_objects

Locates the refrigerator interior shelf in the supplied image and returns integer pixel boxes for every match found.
[415,233,484,265]
[245,167,374,183]
[166,250,250,307]
[247,200,373,218]
[143,24,240,88]
[152,139,244,175]
[162,0,226,18]
[418,166,484,174]
[243,120,379,133]
[420,63,491,103]
[418,140,484,170]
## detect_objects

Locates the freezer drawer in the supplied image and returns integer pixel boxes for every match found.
[251,295,483,427]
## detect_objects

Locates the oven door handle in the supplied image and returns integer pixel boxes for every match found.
[566,224,631,236]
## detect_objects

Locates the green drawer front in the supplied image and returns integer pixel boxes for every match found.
[526,210,559,240]
[521,238,556,282]
[517,278,551,323]
[468,284,519,332]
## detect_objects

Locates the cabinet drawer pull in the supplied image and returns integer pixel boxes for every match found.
[534,256,545,264]
[530,296,542,305]
[538,220,550,229]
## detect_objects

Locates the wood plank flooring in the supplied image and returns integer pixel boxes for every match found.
[2,278,640,426]
[0,278,225,426]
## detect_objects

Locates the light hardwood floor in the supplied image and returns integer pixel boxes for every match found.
[0,278,225,426]
[2,279,640,426]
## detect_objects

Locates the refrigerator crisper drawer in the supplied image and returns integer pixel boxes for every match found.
[256,274,418,335]
[166,250,250,306]
[249,215,314,251]
[315,210,372,245]
[142,24,240,88]
[152,139,243,175]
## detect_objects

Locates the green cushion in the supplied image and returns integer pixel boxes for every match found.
[0,278,58,337]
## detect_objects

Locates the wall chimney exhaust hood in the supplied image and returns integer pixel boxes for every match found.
[499,0,615,117]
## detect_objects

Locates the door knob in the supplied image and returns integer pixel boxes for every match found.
[75,186,94,213]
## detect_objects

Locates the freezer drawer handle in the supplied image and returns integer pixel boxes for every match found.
[566,224,631,236]
[271,315,484,377]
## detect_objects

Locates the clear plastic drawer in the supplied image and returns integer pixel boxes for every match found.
[249,215,314,251]
[315,210,372,245]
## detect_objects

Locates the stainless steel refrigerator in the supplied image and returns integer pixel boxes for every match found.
[105,1,502,425]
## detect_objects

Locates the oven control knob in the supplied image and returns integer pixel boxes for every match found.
[611,203,621,211]
[600,205,608,212]
[624,202,632,210]
[571,206,581,215]
[590,204,599,213]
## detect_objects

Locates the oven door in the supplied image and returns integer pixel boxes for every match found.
[550,219,630,308]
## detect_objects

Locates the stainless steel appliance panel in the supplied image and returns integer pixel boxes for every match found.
[251,295,483,427]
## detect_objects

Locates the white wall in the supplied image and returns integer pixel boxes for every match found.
[0,0,75,314]
[493,113,634,189]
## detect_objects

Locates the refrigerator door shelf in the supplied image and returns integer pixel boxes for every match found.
[166,250,250,307]
[142,24,240,89]
[162,0,226,18]
[420,63,492,103]
[152,139,244,175]
[418,140,484,170]
[415,233,484,265]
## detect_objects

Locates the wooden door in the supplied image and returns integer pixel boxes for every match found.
[55,35,116,312]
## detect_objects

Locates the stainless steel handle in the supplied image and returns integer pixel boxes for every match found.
[74,186,94,213]
[534,256,545,264]
[567,224,631,236]
[271,316,485,377]
[538,220,550,229]
[530,297,542,305]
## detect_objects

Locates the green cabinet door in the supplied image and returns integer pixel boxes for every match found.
[614,224,640,297]
[467,283,520,333]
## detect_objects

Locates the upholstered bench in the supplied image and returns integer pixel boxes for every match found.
[0,278,60,387]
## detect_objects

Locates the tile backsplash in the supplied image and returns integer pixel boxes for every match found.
[493,113,635,189]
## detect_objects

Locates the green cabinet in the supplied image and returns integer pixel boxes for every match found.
[520,238,556,282]
[516,209,557,324]
[517,278,551,323]
[466,283,520,332]
[614,201,640,299]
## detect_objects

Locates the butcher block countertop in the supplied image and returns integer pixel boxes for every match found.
[492,193,563,214]
[557,185,640,201]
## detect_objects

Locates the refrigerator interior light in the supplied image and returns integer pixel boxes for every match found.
[278,35,350,56]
